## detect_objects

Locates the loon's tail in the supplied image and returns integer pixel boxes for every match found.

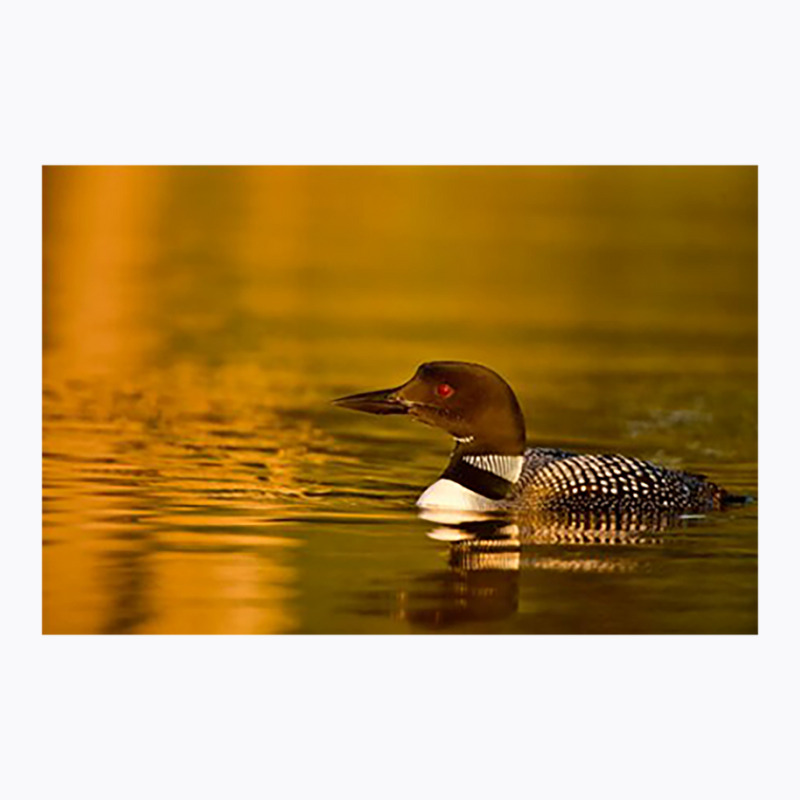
[722,492,756,506]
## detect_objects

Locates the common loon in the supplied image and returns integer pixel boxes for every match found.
[333,361,734,514]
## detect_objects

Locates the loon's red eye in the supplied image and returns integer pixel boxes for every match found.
[436,383,455,398]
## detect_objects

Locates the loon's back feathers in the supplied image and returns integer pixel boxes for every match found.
[504,447,725,513]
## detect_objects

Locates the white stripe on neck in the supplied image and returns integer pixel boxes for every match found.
[462,453,524,483]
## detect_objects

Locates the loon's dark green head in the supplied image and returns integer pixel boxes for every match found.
[333,361,526,456]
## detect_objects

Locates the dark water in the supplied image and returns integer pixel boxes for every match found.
[42,166,757,634]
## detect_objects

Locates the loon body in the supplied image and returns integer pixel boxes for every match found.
[333,361,728,515]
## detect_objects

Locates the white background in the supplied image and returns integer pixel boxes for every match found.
[2,1,796,799]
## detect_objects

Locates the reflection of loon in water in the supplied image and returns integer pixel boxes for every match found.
[334,361,746,515]
[386,510,708,631]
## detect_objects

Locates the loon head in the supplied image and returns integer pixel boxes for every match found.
[333,361,526,457]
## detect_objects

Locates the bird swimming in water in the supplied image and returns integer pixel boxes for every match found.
[333,361,736,515]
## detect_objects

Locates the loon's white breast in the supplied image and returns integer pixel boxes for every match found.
[416,479,503,511]
[416,454,524,511]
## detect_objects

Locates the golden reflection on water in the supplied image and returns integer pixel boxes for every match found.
[43,166,757,634]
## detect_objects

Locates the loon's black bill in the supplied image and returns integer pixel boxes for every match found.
[332,387,407,415]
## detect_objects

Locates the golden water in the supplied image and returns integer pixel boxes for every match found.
[43,166,757,634]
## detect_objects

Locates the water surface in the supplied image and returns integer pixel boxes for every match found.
[43,166,757,634]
